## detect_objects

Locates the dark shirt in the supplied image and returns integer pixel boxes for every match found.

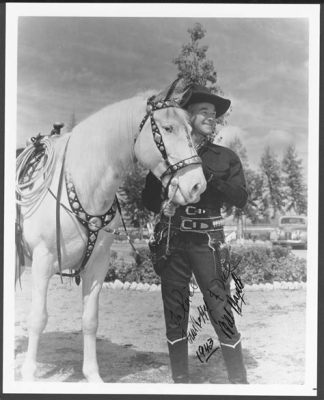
[142,142,248,215]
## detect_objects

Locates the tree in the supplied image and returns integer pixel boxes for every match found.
[260,146,284,221]
[118,162,153,238]
[173,23,222,94]
[172,23,229,131]
[227,137,249,169]
[243,169,266,223]
[226,137,264,232]
[281,144,307,215]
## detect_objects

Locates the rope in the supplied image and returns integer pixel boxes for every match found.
[16,136,56,213]
[162,178,179,256]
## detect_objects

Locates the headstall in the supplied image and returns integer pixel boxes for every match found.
[138,97,202,181]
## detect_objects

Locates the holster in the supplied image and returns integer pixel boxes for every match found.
[206,231,241,282]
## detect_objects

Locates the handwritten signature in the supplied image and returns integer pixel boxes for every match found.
[207,271,246,339]
[170,270,246,342]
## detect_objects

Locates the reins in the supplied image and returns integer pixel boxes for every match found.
[163,180,179,256]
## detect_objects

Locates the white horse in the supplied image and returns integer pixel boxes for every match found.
[16,86,206,382]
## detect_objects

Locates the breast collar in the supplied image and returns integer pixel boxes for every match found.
[65,171,118,273]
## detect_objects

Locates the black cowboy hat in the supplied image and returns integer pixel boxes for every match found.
[180,84,231,118]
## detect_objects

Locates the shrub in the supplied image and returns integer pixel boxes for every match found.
[244,231,271,241]
[105,244,306,285]
[105,247,160,285]
[233,245,306,284]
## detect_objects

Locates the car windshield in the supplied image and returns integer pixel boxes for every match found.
[280,217,306,225]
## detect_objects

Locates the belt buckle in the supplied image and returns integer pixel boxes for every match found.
[180,219,194,230]
[185,206,197,216]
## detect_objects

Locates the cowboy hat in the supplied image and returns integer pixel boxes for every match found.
[180,84,231,118]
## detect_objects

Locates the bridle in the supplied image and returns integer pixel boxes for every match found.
[138,96,202,182]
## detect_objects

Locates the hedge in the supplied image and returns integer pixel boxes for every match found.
[105,244,306,285]
[232,244,306,284]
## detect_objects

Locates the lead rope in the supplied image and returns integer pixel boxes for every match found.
[115,196,143,260]
[164,179,179,256]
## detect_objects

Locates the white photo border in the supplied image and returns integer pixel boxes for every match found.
[4,3,320,397]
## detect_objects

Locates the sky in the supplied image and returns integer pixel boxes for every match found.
[15,15,310,174]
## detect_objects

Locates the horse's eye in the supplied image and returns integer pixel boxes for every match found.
[163,125,174,133]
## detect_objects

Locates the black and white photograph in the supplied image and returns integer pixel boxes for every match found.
[3,3,319,397]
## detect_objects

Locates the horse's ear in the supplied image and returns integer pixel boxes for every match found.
[164,77,182,101]
[154,77,189,104]
[171,81,192,105]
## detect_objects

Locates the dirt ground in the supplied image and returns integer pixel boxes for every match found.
[14,266,306,385]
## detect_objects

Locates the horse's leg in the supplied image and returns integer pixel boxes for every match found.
[21,245,53,381]
[81,235,113,382]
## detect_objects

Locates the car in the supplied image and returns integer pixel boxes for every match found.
[270,215,307,249]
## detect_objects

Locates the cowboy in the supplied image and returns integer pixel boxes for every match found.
[142,84,248,384]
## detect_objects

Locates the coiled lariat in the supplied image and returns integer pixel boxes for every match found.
[16,135,56,215]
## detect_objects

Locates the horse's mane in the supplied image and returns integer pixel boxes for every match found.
[65,95,147,204]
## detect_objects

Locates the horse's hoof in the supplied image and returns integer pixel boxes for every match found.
[83,367,104,382]
[21,362,37,381]
[85,373,104,382]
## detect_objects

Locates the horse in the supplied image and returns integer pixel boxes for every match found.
[15,83,207,382]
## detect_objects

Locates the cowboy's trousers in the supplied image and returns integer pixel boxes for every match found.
[155,230,247,383]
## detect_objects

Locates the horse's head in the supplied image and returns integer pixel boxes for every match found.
[134,94,207,206]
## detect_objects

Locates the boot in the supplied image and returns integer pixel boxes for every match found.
[167,339,189,383]
[221,342,248,384]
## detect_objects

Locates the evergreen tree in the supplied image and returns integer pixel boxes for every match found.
[227,137,249,169]
[245,170,265,222]
[173,22,229,131]
[281,144,307,214]
[260,146,284,220]
[173,23,221,93]
[226,137,264,227]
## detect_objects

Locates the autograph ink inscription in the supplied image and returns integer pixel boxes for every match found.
[170,270,246,343]
[196,338,220,363]
[186,304,210,344]
[208,271,246,339]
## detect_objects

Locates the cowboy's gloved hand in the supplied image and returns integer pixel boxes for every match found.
[162,201,177,217]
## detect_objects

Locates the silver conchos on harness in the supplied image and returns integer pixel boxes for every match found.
[65,171,118,271]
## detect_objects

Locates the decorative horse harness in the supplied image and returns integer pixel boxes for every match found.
[138,97,202,181]
[17,96,203,284]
